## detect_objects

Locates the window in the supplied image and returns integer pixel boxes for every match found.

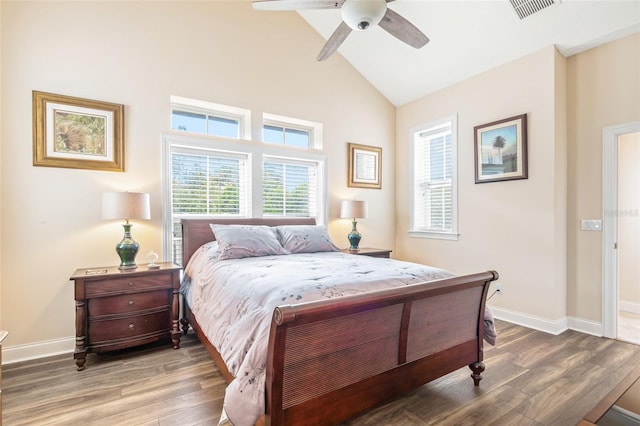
[170,95,251,139]
[263,125,310,148]
[162,100,327,264]
[163,104,327,265]
[172,151,247,216]
[410,115,458,240]
[165,138,250,264]
[172,110,240,138]
[263,157,319,217]
[263,112,323,149]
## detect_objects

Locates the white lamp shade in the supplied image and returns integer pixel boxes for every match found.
[340,200,368,219]
[102,192,151,221]
[341,0,386,31]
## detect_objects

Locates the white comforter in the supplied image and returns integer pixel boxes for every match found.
[181,242,490,426]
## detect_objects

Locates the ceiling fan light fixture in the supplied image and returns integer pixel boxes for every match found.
[341,0,387,31]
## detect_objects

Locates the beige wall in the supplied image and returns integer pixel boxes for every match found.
[618,132,640,307]
[0,1,396,350]
[567,33,640,321]
[395,46,568,323]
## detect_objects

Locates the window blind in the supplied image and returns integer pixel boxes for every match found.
[263,157,318,218]
[414,131,452,232]
[170,149,248,264]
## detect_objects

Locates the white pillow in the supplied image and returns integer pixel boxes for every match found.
[275,225,340,254]
[210,224,289,260]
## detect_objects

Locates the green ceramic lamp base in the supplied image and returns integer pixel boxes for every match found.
[348,220,362,251]
[116,223,140,270]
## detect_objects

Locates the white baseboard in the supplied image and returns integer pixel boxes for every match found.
[3,336,74,365]
[488,305,569,335]
[488,306,605,337]
[567,316,603,337]
[620,300,640,315]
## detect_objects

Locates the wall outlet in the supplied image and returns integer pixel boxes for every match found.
[495,283,504,294]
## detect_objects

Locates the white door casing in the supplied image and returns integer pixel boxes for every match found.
[602,121,640,338]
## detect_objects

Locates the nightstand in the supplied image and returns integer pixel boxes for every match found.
[70,262,181,371]
[341,248,392,258]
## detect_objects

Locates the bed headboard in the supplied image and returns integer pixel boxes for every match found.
[180,217,317,267]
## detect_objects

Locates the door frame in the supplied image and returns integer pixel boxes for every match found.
[602,121,640,338]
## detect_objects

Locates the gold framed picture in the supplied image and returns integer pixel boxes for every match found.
[348,143,382,189]
[32,91,124,172]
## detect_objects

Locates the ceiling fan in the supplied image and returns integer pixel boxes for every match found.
[252,0,429,61]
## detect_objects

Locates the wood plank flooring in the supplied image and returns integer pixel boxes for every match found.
[3,320,640,426]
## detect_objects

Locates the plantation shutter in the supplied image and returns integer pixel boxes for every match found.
[263,157,318,218]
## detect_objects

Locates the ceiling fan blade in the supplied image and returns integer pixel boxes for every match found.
[378,7,429,49]
[252,0,344,11]
[317,21,352,61]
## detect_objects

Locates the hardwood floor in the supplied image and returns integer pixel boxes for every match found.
[3,320,640,426]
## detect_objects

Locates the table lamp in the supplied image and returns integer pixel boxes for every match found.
[340,199,368,252]
[102,192,151,269]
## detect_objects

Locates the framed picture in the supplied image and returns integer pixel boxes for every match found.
[348,143,382,189]
[474,113,528,184]
[33,91,124,171]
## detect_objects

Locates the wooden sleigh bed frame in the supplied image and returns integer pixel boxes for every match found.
[180,218,499,426]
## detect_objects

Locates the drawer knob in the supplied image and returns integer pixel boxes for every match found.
[128,324,135,330]
[128,300,135,306]
[128,281,134,286]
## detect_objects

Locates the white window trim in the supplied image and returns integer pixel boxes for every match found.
[161,132,328,259]
[170,95,252,140]
[409,114,459,241]
[263,112,323,149]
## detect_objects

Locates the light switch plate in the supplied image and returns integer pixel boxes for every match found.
[581,219,602,231]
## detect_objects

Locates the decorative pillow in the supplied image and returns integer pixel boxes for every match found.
[275,225,340,254]
[210,224,289,260]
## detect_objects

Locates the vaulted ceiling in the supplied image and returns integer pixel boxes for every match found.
[294,0,640,106]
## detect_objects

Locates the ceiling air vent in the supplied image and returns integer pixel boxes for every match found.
[510,0,557,19]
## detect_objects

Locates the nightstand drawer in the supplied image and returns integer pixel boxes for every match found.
[87,291,170,317]
[88,310,169,343]
[86,274,172,296]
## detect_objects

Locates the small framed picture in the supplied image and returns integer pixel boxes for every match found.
[474,114,528,184]
[32,91,124,172]
[348,143,382,189]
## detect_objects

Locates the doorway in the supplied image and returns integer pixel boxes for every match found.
[603,122,640,344]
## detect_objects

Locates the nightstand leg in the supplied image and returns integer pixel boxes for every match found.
[171,289,181,349]
[74,348,87,371]
[75,300,87,371]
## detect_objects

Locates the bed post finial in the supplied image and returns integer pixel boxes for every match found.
[273,305,296,325]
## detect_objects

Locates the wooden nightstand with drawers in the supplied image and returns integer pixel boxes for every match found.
[70,262,181,371]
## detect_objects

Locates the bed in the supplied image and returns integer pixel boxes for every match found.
[179,217,498,426]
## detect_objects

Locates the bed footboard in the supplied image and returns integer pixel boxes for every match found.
[265,270,498,426]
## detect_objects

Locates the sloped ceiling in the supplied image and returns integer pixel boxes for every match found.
[294,0,640,106]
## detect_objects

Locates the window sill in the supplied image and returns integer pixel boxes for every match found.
[409,230,460,241]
